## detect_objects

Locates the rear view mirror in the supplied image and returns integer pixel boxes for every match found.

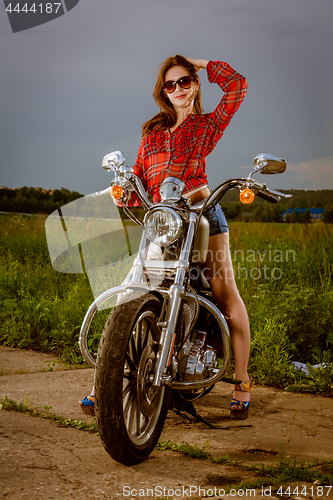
[102,151,125,171]
[253,154,287,174]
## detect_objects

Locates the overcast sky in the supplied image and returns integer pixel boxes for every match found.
[1,0,333,195]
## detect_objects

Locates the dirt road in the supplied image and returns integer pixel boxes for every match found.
[1,346,332,499]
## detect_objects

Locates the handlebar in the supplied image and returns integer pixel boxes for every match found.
[112,172,292,212]
[257,187,292,204]
[256,191,279,204]
[266,188,292,199]
[190,180,292,213]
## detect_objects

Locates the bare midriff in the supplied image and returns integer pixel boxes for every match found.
[183,187,211,205]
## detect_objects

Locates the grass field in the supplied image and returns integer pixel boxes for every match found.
[1,213,332,393]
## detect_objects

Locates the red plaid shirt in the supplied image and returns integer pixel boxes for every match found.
[130,61,247,205]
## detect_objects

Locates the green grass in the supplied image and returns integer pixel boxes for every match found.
[157,439,333,489]
[0,395,98,433]
[230,221,333,394]
[0,214,333,392]
[0,214,109,362]
[2,394,333,492]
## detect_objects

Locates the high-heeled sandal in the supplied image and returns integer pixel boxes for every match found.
[79,395,95,416]
[230,377,252,420]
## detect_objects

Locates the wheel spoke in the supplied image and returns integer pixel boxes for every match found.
[123,379,132,398]
[135,322,142,359]
[140,320,149,355]
[135,397,141,435]
[127,395,136,435]
[141,413,149,432]
[123,390,135,421]
[125,351,136,373]
[129,331,139,366]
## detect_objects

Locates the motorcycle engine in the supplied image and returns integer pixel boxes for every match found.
[178,331,218,382]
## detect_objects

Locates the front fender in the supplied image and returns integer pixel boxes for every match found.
[79,283,153,367]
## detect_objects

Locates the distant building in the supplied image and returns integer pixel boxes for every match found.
[282,208,324,221]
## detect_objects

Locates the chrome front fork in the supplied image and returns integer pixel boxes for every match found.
[152,213,197,387]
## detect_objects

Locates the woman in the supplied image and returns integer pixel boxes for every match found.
[80,55,252,419]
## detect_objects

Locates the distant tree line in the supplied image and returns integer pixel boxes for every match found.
[222,188,333,210]
[0,186,83,214]
[220,203,333,223]
[220,188,333,223]
[323,210,333,223]
[1,185,332,223]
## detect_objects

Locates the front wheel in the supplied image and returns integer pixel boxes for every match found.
[94,292,171,465]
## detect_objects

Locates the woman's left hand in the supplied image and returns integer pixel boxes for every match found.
[185,58,209,72]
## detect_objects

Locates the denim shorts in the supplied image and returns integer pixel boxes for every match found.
[204,204,229,236]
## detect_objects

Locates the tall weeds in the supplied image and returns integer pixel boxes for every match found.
[0,214,332,391]
[0,214,108,361]
[229,222,333,392]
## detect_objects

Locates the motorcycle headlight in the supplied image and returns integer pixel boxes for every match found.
[144,208,182,246]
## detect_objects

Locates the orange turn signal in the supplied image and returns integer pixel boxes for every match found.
[239,188,255,204]
[110,184,124,200]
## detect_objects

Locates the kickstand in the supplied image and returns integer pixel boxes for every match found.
[171,392,253,430]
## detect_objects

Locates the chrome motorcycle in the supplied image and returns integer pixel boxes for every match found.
[45,152,291,466]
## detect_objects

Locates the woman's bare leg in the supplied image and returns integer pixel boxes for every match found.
[203,232,251,402]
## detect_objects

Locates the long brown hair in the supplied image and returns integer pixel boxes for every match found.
[142,55,204,137]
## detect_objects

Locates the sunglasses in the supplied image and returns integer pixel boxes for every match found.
[163,75,193,93]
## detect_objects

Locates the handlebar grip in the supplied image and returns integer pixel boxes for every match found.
[256,191,279,204]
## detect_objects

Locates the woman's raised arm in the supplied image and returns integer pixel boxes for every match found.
[185,57,209,72]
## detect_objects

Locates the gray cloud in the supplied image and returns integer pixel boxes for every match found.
[1,0,333,194]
